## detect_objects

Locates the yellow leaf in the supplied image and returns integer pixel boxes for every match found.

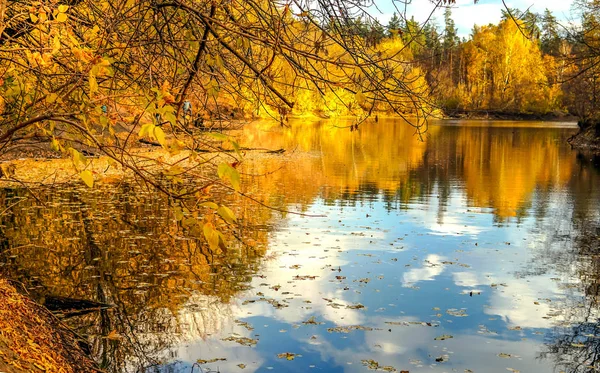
[154,126,166,146]
[200,202,219,209]
[203,223,220,250]
[70,148,87,167]
[80,170,94,188]
[56,12,68,22]
[46,93,58,103]
[217,163,241,191]
[356,91,366,106]
[217,205,237,224]
[51,138,60,152]
[30,13,38,23]
[58,5,69,13]
[52,35,61,54]
[89,74,98,93]
[138,123,154,138]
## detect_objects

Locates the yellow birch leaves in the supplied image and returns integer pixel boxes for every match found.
[138,123,166,146]
[69,148,94,188]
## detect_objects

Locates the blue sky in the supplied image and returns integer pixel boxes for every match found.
[373,0,576,37]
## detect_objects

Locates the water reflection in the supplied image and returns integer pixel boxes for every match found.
[0,119,598,373]
[241,119,578,221]
[0,185,269,371]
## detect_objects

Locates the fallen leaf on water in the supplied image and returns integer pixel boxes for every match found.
[302,316,324,325]
[277,352,297,360]
[222,336,258,347]
[361,359,379,370]
[237,363,246,369]
[328,325,373,333]
[235,320,254,331]
[434,334,453,341]
[346,303,365,310]
[197,358,226,364]
[447,308,469,317]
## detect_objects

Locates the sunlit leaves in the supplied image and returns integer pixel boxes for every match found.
[80,170,94,188]
[154,126,166,146]
[138,123,154,138]
[46,93,58,104]
[203,222,221,250]
[70,148,87,168]
[55,12,68,23]
[206,132,228,141]
[138,122,167,147]
[206,79,220,99]
[200,201,219,209]
[217,205,237,224]
[89,74,98,94]
[218,163,241,191]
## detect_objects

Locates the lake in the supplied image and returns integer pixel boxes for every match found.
[0,118,599,373]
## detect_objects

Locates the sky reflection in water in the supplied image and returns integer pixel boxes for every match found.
[159,120,599,373]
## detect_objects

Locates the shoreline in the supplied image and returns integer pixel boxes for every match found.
[568,126,600,153]
[0,280,99,372]
[444,109,578,122]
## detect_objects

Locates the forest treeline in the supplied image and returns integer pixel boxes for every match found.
[274,4,600,120]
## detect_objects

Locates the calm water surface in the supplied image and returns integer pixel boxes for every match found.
[0,119,599,373]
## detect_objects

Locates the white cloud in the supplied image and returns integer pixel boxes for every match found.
[402,254,446,286]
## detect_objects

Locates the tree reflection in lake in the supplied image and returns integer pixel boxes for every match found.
[539,184,600,373]
[0,119,599,372]
[0,184,269,371]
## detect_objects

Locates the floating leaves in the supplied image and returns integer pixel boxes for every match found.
[446,308,469,317]
[360,359,397,372]
[235,320,254,331]
[346,303,365,310]
[197,358,226,364]
[434,334,453,341]
[302,316,324,325]
[327,325,372,333]
[222,336,257,347]
[277,352,298,360]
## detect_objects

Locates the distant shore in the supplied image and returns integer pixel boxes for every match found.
[444,109,578,122]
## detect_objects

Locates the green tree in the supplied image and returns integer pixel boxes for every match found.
[402,16,426,55]
[387,12,402,38]
[424,22,442,65]
[541,9,562,55]
[443,8,459,53]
